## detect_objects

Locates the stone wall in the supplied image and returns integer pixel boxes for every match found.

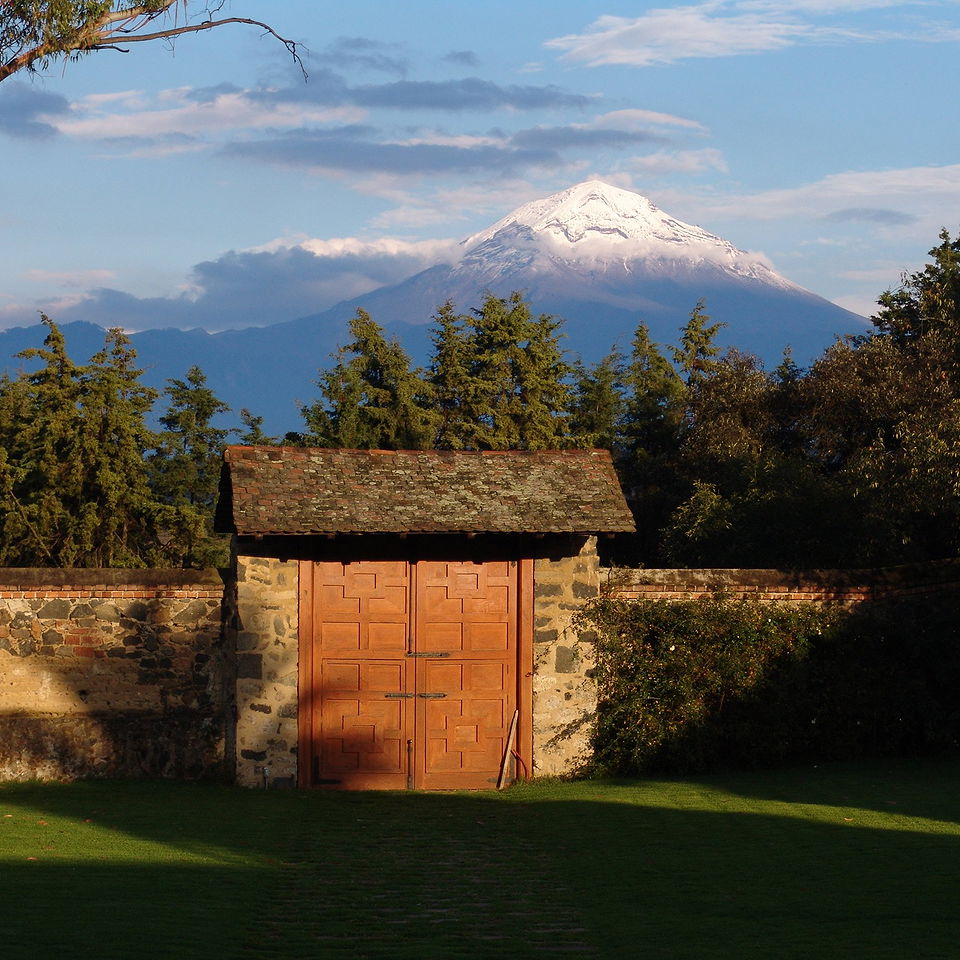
[0,568,225,781]
[14,557,947,787]
[532,536,601,777]
[224,551,299,788]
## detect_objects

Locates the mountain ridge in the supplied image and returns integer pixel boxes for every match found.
[0,180,865,433]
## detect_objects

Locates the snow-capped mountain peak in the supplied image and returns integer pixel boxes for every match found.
[458,180,799,290]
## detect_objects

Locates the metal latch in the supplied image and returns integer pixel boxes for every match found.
[417,692,447,699]
[384,692,415,699]
[406,651,451,658]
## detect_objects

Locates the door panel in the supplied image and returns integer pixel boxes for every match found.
[416,561,517,658]
[417,658,514,789]
[314,560,409,657]
[317,657,411,789]
[303,556,526,790]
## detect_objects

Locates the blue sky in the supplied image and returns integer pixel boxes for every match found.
[1,0,959,335]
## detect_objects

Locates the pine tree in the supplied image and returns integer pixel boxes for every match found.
[873,229,960,351]
[76,329,159,566]
[466,292,572,449]
[148,366,232,567]
[303,342,367,447]
[302,309,435,449]
[0,319,160,566]
[615,320,686,562]
[516,308,573,449]
[671,299,723,383]
[568,351,626,450]
[238,408,276,445]
[621,321,684,459]
[427,301,476,450]
[150,366,231,509]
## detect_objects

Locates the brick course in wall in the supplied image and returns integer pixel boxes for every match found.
[605,561,960,604]
[0,568,227,781]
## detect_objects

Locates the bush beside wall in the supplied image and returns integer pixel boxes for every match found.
[582,587,960,775]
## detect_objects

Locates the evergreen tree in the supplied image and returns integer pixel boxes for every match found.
[302,309,435,449]
[303,341,366,447]
[517,308,574,449]
[427,301,476,450]
[466,292,572,450]
[873,229,960,351]
[150,366,230,509]
[671,299,723,383]
[610,321,685,563]
[621,321,684,459]
[237,408,276,445]
[148,365,232,567]
[76,329,160,566]
[0,319,160,566]
[568,351,626,450]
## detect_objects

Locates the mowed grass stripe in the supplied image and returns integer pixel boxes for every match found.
[1,757,958,959]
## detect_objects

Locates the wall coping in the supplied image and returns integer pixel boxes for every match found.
[0,568,224,589]
[603,559,960,592]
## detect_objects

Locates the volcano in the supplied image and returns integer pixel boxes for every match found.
[0,181,865,433]
[335,180,863,365]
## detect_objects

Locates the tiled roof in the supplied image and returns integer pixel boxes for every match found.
[216,446,635,536]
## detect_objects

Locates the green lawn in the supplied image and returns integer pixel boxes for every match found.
[2,757,958,959]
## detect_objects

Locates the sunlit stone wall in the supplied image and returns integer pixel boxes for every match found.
[532,536,601,777]
[0,569,226,781]
[222,551,300,789]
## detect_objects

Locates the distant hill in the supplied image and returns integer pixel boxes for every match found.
[0,180,865,435]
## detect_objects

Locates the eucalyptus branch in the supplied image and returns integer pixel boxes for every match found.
[1,3,306,83]
[91,17,306,78]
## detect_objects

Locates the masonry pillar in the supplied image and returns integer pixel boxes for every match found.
[229,552,300,787]
[532,535,600,776]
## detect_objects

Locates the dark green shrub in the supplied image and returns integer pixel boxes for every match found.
[582,592,960,775]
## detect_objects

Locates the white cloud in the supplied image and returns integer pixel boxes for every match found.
[630,148,729,175]
[739,1,908,14]
[366,178,551,231]
[396,131,507,149]
[250,234,460,264]
[547,6,821,67]
[591,108,706,132]
[51,88,363,141]
[666,163,960,226]
[546,1,959,67]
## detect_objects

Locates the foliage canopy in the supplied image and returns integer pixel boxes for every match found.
[0,2,301,83]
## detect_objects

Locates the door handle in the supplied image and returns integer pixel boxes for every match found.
[384,693,415,699]
[417,692,447,699]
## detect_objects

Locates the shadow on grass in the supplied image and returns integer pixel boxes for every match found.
[2,759,959,960]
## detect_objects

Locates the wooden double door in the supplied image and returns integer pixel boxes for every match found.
[298,556,532,790]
